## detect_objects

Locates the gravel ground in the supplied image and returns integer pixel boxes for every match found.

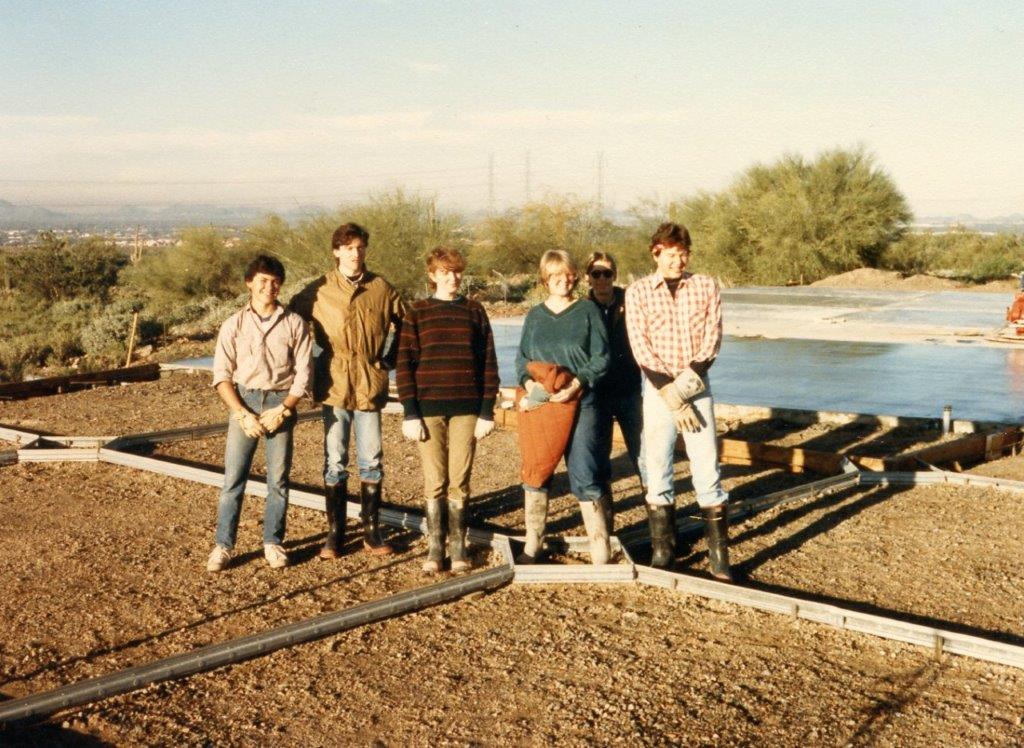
[2,373,1024,745]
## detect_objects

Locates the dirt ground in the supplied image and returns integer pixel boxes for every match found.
[810,268,1016,293]
[2,373,1024,745]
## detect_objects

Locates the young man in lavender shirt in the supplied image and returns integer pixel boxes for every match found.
[207,255,312,572]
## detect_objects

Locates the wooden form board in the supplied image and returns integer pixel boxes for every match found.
[0,363,160,400]
[850,427,1022,472]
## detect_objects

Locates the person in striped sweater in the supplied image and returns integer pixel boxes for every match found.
[396,247,500,573]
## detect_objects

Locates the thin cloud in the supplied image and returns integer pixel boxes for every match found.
[407,60,447,74]
[464,108,690,129]
[297,111,434,129]
[0,114,101,127]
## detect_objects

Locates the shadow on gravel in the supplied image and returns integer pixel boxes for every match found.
[0,550,411,690]
[846,661,946,748]
[731,483,904,577]
[0,721,113,747]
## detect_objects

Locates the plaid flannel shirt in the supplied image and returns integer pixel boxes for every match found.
[624,272,722,379]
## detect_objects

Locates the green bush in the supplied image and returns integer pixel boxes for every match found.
[655,147,911,284]
[80,299,147,357]
[124,226,247,312]
[470,196,638,279]
[879,231,1024,282]
[5,232,127,303]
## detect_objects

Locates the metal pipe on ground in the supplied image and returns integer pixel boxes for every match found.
[0,565,513,726]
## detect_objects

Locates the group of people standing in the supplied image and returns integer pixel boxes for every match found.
[206,220,732,583]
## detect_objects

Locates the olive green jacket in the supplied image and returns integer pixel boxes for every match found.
[290,269,407,410]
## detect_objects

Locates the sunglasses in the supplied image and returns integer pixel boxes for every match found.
[589,269,614,279]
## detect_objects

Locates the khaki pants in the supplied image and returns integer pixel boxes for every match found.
[417,414,478,502]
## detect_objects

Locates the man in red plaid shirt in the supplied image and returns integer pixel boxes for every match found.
[625,222,732,581]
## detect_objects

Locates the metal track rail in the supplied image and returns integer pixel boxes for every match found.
[860,470,1024,493]
[0,565,513,725]
[106,411,323,450]
[636,566,1024,669]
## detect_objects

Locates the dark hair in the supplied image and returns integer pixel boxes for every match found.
[586,251,617,274]
[331,222,369,250]
[244,254,285,283]
[649,222,692,252]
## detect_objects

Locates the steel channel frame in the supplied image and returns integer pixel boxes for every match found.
[0,565,514,725]
[635,566,1024,669]
[106,411,324,450]
[5,442,1024,727]
[860,470,1024,493]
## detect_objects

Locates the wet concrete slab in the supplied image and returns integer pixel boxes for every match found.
[714,337,1024,424]
[172,288,1024,424]
[724,287,1009,341]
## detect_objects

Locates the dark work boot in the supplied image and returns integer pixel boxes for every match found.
[647,503,676,569]
[360,481,395,556]
[448,499,471,573]
[422,498,445,573]
[701,504,734,582]
[319,482,347,560]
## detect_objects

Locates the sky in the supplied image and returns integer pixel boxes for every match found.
[1,0,1022,217]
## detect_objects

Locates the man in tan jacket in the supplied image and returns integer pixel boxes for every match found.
[290,223,407,557]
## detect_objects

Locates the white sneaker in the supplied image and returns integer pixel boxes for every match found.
[264,544,289,569]
[206,545,232,572]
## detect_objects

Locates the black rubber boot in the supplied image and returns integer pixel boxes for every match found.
[422,498,445,573]
[360,481,394,556]
[319,482,347,560]
[701,504,734,582]
[448,499,471,573]
[647,503,676,569]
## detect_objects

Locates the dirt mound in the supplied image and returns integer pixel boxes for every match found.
[812,268,1016,293]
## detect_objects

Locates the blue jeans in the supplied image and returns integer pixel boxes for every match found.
[641,378,728,508]
[215,387,294,549]
[594,388,646,490]
[322,406,383,485]
[525,389,604,503]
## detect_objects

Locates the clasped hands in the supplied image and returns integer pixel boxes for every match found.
[233,404,293,438]
[521,376,581,406]
[657,367,707,433]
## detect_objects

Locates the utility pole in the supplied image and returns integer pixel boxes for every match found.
[488,153,496,214]
[596,151,605,210]
[524,150,532,203]
[131,225,142,264]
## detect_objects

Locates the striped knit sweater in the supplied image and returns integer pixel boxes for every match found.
[395,297,500,419]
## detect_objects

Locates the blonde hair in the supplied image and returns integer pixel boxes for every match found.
[538,250,579,290]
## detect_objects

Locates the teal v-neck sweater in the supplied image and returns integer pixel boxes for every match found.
[515,299,609,387]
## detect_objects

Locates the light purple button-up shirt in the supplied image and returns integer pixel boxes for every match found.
[212,304,312,399]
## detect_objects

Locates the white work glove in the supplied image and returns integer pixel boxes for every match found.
[259,404,292,434]
[233,409,265,439]
[474,418,495,441]
[401,418,428,442]
[549,377,582,404]
[673,367,706,400]
[657,384,703,433]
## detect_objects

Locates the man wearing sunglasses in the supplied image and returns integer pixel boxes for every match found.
[624,222,732,581]
[585,252,645,535]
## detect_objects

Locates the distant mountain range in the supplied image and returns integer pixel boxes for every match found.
[0,199,326,230]
[1,198,1022,232]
